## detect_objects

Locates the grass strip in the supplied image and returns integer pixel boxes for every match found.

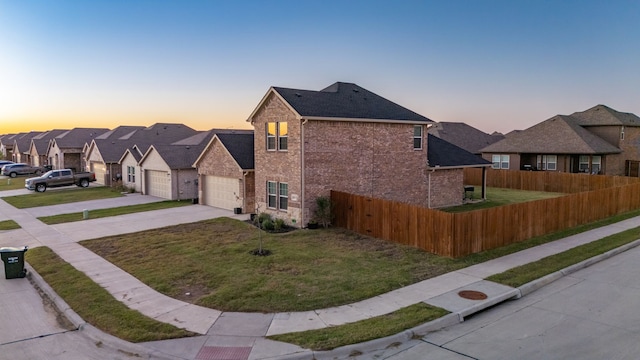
[268,303,449,351]
[0,219,20,230]
[38,200,193,224]
[0,177,26,191]
[3,187,123,208]
[487,226,640,287]
[25,246,195,342]
[442,187,565,213]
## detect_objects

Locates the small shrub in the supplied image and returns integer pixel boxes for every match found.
[274,218,285,231]
[262,219,274,231]
[257,212,272,226]
[313,196,333,229]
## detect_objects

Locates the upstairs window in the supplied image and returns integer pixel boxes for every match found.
[266,122,288,151]
[266,123,277,150]
[621,126,625,140]
[413,125,422,149]
[278,122,288,150]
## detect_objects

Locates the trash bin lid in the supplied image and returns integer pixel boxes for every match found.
[0,246,28,252]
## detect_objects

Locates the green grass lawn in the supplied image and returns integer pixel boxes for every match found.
[442,187,565,213]
[0,219,20,230]
[0,177,26,191]
[268,303,450,351]
[38,200,193,224]
[2,187,123,208]
[25,246,195,342]
[487,226,640,287]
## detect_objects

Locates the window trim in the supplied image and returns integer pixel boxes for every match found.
[266,123,277,151]
[278,122,288,151]
[279,182,288,210]
[492,154,510,169]
[267,181,277,209]
[413,125,422,150]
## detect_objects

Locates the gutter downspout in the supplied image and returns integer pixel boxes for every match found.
[301,118,308,228]
[428,170,432,209]
[243,171,249,213]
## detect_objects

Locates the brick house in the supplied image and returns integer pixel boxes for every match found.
[193,130,255,213]
[47,128,108,172]
[246,82,482,227]
[481,105,638,175]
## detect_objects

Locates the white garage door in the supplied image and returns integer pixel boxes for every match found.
[204,176,241,210]
[91,163,106,185]
[146,170,171,199]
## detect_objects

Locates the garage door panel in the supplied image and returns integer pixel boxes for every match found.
[92,163,106,185]
[204,176,242,210]
[146,170,170,199]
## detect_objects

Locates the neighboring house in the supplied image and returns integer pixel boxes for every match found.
[193,130,255,213]
[27,130,69,167]
[480,105,637,175]
[0,134,18,159]
[47,128,109,172]
[85,124,198,186]
[118,147,144,192]
[429,122,504,154]
[11,132,43,163]
[246,81,471,228]
[136,130,216,200]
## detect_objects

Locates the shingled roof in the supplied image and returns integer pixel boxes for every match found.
[140,130,218,169]
[429,122,504,154]
[481,115,621,154]
[216,132,255,170]
[53,128,109,148]
[255,82,432,123]
[31,130,69,154]
[570,104,640,127]
[428,134,491,168]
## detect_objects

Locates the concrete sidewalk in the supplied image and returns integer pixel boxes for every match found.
[2,190,640,360]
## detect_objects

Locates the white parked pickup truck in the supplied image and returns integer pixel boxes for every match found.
[25,169,97,192]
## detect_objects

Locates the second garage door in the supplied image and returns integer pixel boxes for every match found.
[91,163,106,185]
[204,176,241,210]
[146,170,171,199]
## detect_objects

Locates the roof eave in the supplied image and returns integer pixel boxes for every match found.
[302,116,433,125]
[428,164,492,170]
[246,87,303,124]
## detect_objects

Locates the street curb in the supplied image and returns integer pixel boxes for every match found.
[274,238,640,360]
[25,262,184,360]
[517,238,640,297]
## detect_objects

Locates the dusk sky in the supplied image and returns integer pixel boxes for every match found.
[1,1,639,135]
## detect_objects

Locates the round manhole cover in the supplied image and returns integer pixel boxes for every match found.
[458,290,488,300]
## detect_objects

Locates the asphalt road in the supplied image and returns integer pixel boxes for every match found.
[367,244,640,360]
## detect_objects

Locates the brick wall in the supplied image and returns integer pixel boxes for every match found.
[427,169,463,208]
[252,94,303,225]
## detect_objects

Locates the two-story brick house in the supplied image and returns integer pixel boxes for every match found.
[247,82,469,227]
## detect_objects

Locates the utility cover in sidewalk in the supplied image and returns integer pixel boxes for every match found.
[458,290,488,300]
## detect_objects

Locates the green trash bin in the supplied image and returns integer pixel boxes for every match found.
[0,246,28,279]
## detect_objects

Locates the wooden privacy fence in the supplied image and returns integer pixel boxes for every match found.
[463,168,640,193]
[331,179,640,258]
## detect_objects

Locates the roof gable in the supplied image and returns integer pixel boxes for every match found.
[193,130,254,170]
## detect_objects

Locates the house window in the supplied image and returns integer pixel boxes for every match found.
[592,156,602,174]
[413,125,422,149]
[621,126,625,140]
[492,154,510,169]
[537,155,557,171]
[278,122,288,150]
[266,123,277,151]
[579,156,590,172]
[267,181,277,208]
[127,166,135,182]
[279,183,288,210]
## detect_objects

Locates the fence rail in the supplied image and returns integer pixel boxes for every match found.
[332,170,640,258]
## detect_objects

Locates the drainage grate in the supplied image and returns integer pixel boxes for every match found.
[458,290,488,300]
[196,346,252,360]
